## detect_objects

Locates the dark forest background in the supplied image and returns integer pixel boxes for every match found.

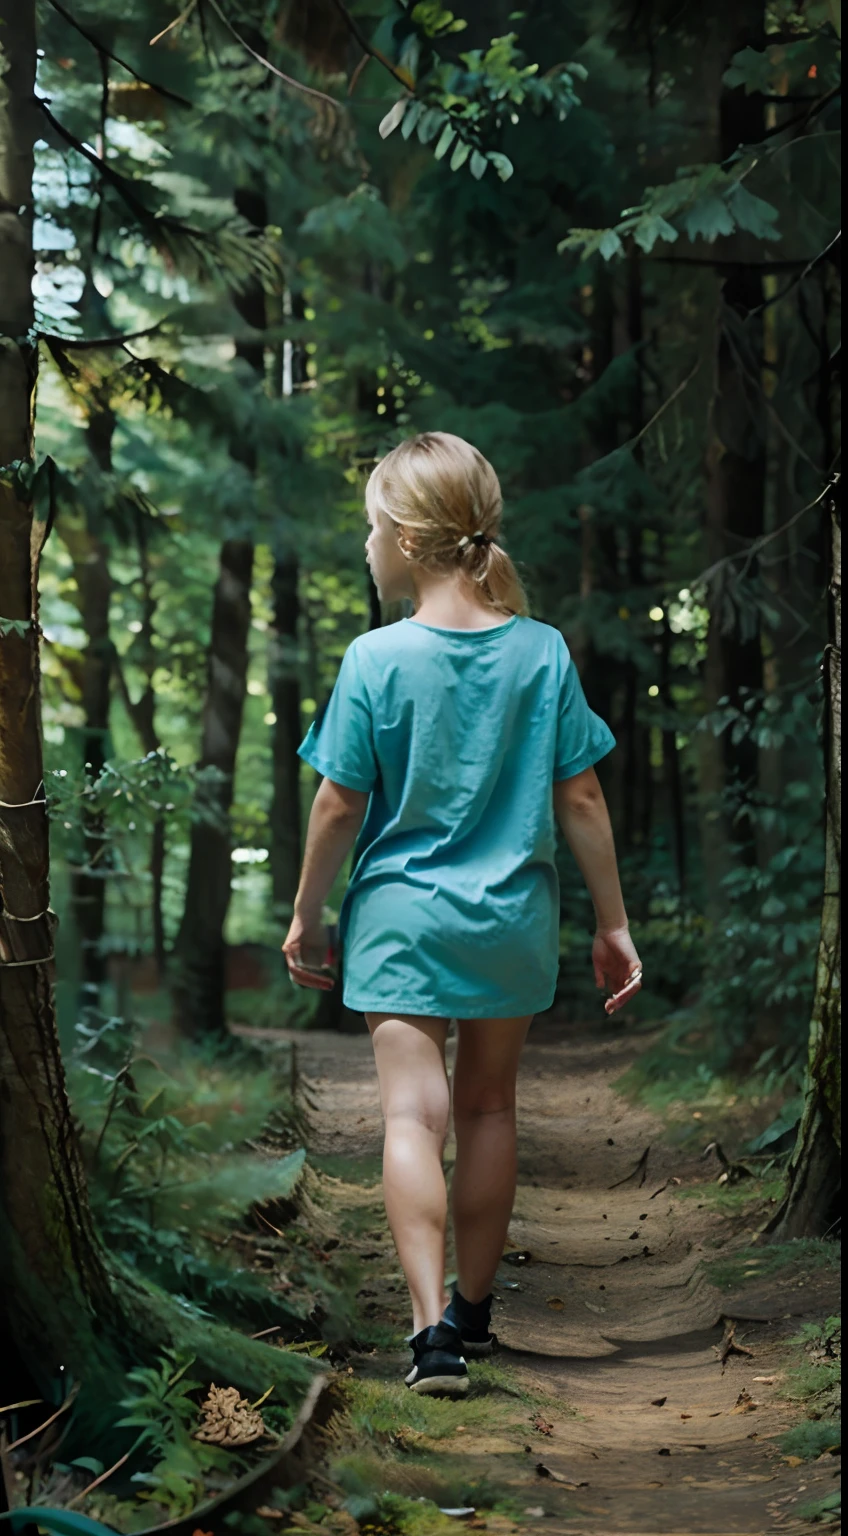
[0,0,840,1527]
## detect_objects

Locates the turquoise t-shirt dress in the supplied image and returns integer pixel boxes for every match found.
[297,615,615,1018]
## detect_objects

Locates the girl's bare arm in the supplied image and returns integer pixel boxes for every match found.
[553,767,642,1011]
[283,777,368,989]
[293,776,369,924]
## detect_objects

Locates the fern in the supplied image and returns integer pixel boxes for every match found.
[116,1349,242,1517]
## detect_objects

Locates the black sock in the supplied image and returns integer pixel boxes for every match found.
[451,1288,492,1323]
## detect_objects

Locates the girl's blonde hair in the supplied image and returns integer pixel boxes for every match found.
[366,431,528,617]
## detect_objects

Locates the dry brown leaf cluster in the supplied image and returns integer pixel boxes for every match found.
[193,1384,267,1446]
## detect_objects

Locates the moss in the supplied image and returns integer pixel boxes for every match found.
[312,1152,385,1187]
[703,1237,839,1291]
[677,1175,785,1215]
[779,1417,841,1460]
[797,1489,841,1524]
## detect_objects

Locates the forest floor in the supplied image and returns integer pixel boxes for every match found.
[232,1013,841,1536]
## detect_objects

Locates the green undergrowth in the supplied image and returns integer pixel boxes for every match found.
[312,1152,385,1187]
[677,1174,785,1216]
[704,1238,840,1292]
[778,1315,841,1466]
[797,1488,841,1525]
[343,1366,534,1445]
[311,1356,566,1524]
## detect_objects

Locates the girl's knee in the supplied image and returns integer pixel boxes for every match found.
[453,1083,516,1120]
[385,1095,450,1139]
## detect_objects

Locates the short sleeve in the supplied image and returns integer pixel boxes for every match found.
[554,642,616,780]
[297,642,378,793]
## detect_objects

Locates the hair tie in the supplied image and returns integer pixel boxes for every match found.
[458,529,492,550]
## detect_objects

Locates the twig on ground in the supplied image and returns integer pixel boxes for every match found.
[608,1145,650,1189]
[67,1450,132,1507]
[715,1318,756,1372]
[649,1176,681,1199]
[5,1385,80,1453]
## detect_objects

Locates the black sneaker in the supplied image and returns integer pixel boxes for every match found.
[442,1287,498,1357]
[404,1321,469,1395]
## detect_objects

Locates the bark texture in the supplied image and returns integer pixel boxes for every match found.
[699,5,767,910]
[59,412,115,995]
[269,550,302,913]
[174,183,265,1035]
[766,487,841,1239]
[174,537,255,1035]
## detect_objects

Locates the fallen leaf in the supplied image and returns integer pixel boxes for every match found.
[584,1301,606,1314]
[546,1296,565,1310]
[681,1413,692,1420]
[783,1455,804,1467]
[732,1389,759,1413]
[530,1414,554,1436]
[652,1396,667,1407]
[753,1376,776,1385]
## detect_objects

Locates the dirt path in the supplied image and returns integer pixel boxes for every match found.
[245,1016,840,1535]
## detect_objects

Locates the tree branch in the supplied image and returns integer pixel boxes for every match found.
[326,0,414,94]
[695,475,841,589]
[45,0,193,107]
[202,0,342,109]
[39,323,164,349]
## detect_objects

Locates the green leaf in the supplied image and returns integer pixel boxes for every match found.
[470,149,488,179]
[0,457,35,499]
[725,183,781,241]
[0,617,32,638]
[487,151,514,181]
[69,1457,106,1476]
[400,99,424,139]
[149,1147,306,1223]
[682,195,735,242]
[450,139,471,171]
[378,98,408,139]
[633,213,678,252]
[598,229,624,261]
[434,122,456,160]
[0,1511,119,1534]
[417,106,445,143]
[723,44,776,95]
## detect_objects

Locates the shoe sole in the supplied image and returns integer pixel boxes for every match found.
[408,1374,470,1396]
[462,1337,496,1358]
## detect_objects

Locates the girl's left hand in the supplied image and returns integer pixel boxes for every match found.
[282,913,336,991]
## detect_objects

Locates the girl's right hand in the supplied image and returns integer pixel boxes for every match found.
[592,926,642,1015]
[283,913,336,991]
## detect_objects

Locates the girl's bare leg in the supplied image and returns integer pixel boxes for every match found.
[451,1015,533,1303]
[366,1012,451,1336]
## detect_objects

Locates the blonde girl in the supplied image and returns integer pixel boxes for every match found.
[283,432,641,1395]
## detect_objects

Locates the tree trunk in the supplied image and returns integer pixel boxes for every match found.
[269,548,302,914]
[699,6,767,909]
[173,537,255,1036]
[765,486,841,1239]
[59,405,116,998]
[0,13,315,1427]
[268,284,306,917]
[113,510,167,976]
[174,183,266,1036]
